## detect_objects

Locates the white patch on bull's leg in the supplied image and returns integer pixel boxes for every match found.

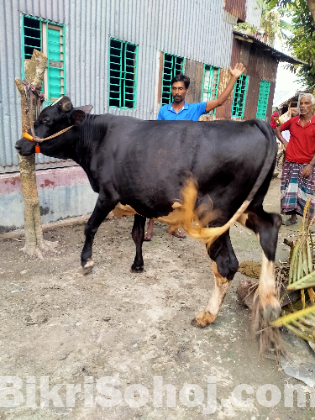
[258,252,281,322]
[237,214,281,322]
[84,258,94,268]
[193,262,231,327]
[83,258,94,275]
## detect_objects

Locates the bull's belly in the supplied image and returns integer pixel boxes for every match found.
[112,202,183,224]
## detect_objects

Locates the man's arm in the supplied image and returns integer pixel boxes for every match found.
[274,126,288,148]
[205,63,246,113]
[302,154,315,178]
[275,119,291,148]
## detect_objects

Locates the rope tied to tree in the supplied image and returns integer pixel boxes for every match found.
[22,78,44,125]
[22,78,44,99]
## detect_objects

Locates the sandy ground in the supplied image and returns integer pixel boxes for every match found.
[0,177,315,420]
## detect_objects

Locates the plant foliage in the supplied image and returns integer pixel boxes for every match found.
[271,305,315,342]
[267,0,315,88]
[271,199,315,343]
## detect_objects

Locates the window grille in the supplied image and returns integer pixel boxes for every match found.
[256,80,271,119]
[231,74,249,118]
[109,39,138,109]
[161,53,185,106]
[21,15,66,104]
[201,65,220,115]
[23,16,42,58]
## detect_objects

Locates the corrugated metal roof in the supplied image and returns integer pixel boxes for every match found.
[1,0,255,173]
[233,30,306,65]
[275,89,313,108]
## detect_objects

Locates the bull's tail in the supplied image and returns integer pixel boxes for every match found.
[177,120,277,248]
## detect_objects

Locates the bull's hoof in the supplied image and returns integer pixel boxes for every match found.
[130,264,144,273]
[191,318,207,328]
[263,303,281,322]
[191,310,216,328]
[83,258,94,275]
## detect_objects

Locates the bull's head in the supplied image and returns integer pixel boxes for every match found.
[15,96,93,158]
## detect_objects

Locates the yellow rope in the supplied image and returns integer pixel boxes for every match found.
[34,125,74,143]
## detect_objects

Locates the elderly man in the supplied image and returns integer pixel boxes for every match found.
[144,63,246,240]
[275,94,315,225]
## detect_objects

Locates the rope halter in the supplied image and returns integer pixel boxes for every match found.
[23,125,74,153]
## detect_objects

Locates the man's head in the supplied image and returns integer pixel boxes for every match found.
[299,94,315,116]
[171,74,190,103]
[271,111,279,122]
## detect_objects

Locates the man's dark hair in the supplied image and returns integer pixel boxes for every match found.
[171,74,190,89]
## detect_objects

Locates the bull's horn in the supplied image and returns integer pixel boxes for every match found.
[54,96,73,112]
[62,101,72,111]
[60,99,72,112]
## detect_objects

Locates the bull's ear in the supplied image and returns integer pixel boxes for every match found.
[76,105,93,114]
[70,109,86,125]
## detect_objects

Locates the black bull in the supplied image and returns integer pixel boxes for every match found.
[16,96,282,327]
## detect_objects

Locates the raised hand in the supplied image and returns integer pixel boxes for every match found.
[229,63,246,79]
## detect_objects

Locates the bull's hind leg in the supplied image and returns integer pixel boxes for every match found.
[131,214,146,273]
[81,193,118,270]
[192,231,239,327]
[238,210,282,321]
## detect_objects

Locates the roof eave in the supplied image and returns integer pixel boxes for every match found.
[233,31,307,66]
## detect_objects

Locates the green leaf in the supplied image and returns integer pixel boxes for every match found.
[287,270,315,290]
[271,305,315,326]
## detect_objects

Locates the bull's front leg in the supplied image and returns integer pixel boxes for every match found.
[131,214,146,273]
[81,194,118,272]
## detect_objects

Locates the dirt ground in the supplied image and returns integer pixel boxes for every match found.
[0,177,315,420]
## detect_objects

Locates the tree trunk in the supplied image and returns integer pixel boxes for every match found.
[307,0,315,21]
[15,49,55,258]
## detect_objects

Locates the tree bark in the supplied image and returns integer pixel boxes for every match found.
[307,0,315,21]
[15,49,55,258]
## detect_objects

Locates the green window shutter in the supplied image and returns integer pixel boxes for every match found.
[109,38,138,109]
[256,80,271,119]
[231,74,249,118]
[201,65,220,115]
[161,53,185,106]
[21,15,66,104]
[47,25,65,102]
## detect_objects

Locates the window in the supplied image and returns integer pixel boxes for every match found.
[21,15,66,104]
[109,39,138,109]
[256,80,271,119]
[201,65,220,115]
[161,53,185,106]
[231,74,249,118]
